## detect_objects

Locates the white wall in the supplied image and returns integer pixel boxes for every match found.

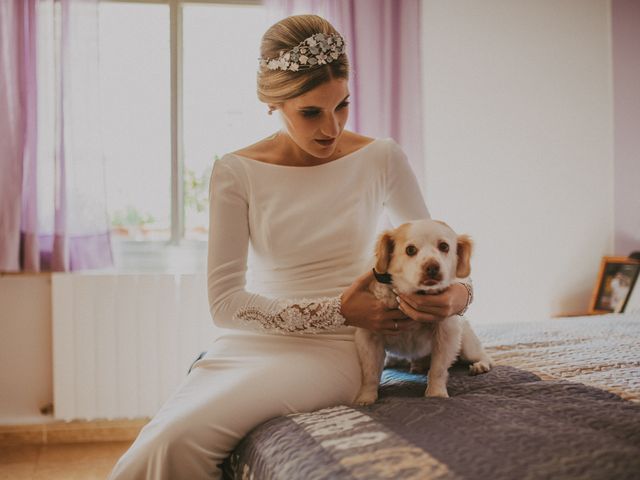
[421,0,614,323]
[0,274,53,422]
[612,0,640,255]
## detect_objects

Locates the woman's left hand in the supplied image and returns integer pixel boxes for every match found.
[396,283,469,323]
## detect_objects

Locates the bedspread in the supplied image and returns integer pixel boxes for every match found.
[477,313,640,402]
[222,314,640,480]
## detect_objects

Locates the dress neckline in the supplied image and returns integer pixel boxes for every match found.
[229,137,383,169]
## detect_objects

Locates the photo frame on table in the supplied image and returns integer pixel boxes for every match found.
[589,257,640,314]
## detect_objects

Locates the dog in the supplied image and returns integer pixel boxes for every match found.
[354,219,494,404]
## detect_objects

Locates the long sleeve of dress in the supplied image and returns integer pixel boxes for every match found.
[383,140,430,225]
[206,159,347,334]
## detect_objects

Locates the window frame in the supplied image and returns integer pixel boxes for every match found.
[102,0,262,271]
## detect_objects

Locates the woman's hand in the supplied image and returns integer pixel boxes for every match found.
[396,283,469,323]
[340,270,418,335]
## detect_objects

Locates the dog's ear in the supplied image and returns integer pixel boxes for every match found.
[456,235,473,278]
[374,231,395,273]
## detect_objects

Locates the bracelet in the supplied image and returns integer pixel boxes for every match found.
[457,282,473,316]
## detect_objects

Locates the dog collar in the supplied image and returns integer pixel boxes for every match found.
[372,268,393,284]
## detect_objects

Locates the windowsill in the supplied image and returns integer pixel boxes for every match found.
[1,240,208,275]
[0,271,52,277]
[108,238,208,274]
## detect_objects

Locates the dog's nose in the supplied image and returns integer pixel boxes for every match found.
[426,262,440,279]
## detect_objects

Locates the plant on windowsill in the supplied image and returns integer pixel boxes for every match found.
[111,205,156,240]
[184,158,215,237]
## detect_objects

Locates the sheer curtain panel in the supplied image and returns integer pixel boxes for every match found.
[0,0,112,272]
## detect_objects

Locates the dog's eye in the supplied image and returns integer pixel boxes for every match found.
[405,245,418,256]
[438,242,450,253]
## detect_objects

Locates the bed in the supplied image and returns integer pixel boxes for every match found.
[222,313,640,479]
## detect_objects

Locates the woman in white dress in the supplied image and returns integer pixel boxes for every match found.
[109,14,473,480]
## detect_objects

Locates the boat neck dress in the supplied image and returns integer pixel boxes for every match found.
[109,137,430,480]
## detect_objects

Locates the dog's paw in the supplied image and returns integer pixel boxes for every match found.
[354,390,378,406]
[425,387,449,398]
[469,360,492,375]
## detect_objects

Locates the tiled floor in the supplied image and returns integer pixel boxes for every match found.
[0,441,131,480]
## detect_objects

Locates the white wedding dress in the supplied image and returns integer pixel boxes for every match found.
[109,137,429,479]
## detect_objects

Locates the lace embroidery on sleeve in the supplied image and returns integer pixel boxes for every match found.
[234,296,347,334]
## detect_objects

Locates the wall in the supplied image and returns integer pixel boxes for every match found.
[612,0,640,256]
[0,274,52,423]
[421,0,614,322]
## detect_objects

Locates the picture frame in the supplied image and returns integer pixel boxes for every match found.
[589,257,640,314]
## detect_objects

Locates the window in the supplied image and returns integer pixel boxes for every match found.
[100,2,171,242]
[99,0,276,271]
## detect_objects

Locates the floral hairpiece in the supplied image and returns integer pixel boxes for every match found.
[259,32,346,72]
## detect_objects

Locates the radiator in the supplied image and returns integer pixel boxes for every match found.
[51,273,219,421]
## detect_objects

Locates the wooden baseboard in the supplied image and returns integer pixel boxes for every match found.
[552,311,605,318]
[0,418,149,446]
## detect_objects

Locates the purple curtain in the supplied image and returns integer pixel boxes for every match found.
[264,0,424,180]
[0,0,112,272]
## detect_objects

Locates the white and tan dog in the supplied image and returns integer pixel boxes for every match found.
[354,219,494,404]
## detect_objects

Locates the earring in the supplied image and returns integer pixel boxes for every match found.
[268,106,275,115]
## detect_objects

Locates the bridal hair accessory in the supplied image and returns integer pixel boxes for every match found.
[259,32,346,72]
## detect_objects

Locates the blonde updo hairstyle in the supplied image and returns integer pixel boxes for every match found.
[257,14,349,106]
